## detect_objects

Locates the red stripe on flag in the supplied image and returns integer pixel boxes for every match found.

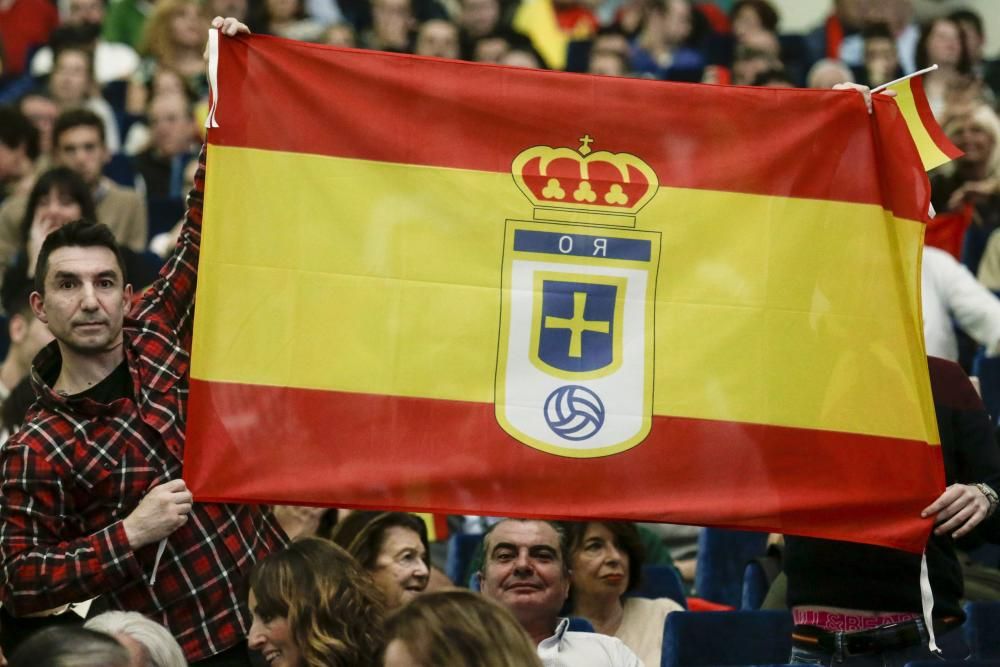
[910,76,963,160]
[209,35,928,222]
[185,379,941,553]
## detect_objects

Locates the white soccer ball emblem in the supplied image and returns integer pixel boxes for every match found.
[543,385,606,441]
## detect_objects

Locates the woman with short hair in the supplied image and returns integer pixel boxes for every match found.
[327,511,431,610]
[563,521,683,667]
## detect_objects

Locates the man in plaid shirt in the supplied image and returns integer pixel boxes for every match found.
[0,18,288,665]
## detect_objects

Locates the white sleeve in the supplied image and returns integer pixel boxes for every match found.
[931,247,1000,356]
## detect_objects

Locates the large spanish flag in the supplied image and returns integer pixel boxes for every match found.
[186,33,946,553]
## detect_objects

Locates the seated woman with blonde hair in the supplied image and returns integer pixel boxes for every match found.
[382,589,543,667]
[248,537,386,667]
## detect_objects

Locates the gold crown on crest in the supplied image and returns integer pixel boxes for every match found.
[511,135,659,226]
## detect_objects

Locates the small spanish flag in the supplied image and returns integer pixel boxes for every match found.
[887,75,963,171]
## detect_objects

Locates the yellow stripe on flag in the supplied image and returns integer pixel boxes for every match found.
[890,79,953,171]
[194,145,935,444]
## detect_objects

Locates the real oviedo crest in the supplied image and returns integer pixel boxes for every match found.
[496,136,661,458]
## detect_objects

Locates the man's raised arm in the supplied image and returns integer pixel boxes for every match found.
[131,18,250,344]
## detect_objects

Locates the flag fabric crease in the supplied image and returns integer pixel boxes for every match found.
[186,33,948,553]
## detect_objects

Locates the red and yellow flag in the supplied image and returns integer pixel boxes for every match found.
[186,34,946,553]
[887,75,963,171]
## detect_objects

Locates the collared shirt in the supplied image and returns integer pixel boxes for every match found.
[0,147,288,662]
[537,618,645,667]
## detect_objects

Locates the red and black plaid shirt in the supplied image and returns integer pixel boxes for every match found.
[0,146,288,662]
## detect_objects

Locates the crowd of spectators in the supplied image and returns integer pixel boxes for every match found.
[2,0,1000,665]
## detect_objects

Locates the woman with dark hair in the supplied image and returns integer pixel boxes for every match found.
[916,16,974,118]
[247,537,386,667]
[5,167,97,285]
[327,511,430,610]
[562,521,683,667]
[729,0,779,42]
[8,166,159,293]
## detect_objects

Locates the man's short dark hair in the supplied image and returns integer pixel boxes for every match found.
[862,22,895,43]
[0,106,40,160]
[752,66,792,87]
[22,167,98,245]
[52,43,95,84]
[477,518,570,577]
[53,107,106,148]
[34,220,128,295]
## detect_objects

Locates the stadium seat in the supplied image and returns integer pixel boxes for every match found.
[445,532,483,587]
[661,610,793,667]
[635,564,688,609]
[741,560,771,610]
[965,601,1000,659]
[694,528,768,607]
[146,197,186,240]
[104,153,138,189]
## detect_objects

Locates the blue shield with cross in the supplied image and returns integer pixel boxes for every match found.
[495,219,659,458]
[535,279,619,375]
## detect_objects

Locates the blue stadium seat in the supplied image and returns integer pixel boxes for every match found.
[104,153,138,189]
[661,610,793,667]
[965,601,1000,659]
[694,528,768,607]
[445,532,483,587]
[741,560,770,610]
[146,197,186,240]
[634,564,687,609]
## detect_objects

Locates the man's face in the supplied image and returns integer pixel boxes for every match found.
[661,0,692,46]
[149,94,194,158]
[460,0,499,39]
[21,95,58,155]
[67,0,105,27]
[56,125,107,187]
[372,0,413,50]
[415,20,459,59]
[50,50,93,107]
[479,521,569,627]
[864,36,898,83]
[31,246,131,357]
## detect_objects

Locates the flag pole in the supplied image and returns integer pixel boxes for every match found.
[872,64,938,93]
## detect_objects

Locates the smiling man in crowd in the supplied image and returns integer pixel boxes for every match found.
[479,518,642,667]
